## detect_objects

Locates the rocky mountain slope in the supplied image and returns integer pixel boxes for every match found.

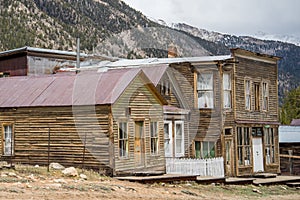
[0,0,299,101]
[173,23,300,100]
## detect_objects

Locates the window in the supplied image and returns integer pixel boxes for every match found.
[195,141,215,159]
[223,72,231,108]
[262,82,269,111]
[254,83,260,111]
[197,72,214,108]
[265,128,275,164]
[224,128,232,136]
[245,80,251,110]
[160,80,171,96]
[252,127,263,137]
[164,121,172,157]
[237,127,251,166]
[0,72,10,78]
[118,122,128,157]
[175,121,184,157]
[150,122,159,154]
[3,124,14,156]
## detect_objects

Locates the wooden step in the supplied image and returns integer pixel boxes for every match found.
[253,173,277,178]
[286,182,300,187]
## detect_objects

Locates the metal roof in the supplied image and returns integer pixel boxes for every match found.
[0,46,88,58]
[105,55,233,68]
[0,68,146,107]
[141,64,169,86]
[291,119,300,126]
[279,126,300,143]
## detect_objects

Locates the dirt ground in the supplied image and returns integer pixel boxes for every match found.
[0,165,299,200]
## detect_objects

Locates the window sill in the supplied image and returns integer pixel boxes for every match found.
[238,165,252,168]
[118,156,130,160]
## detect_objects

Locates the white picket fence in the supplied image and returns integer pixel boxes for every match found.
[166,157,224,177]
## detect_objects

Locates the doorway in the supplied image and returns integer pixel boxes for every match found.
[135,121,145,167]
[225,139,233,176]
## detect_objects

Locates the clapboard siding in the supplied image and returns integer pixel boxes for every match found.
[112,75,165,175]
[234,56,278,122]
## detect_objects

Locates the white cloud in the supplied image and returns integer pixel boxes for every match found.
[123,0,300,36]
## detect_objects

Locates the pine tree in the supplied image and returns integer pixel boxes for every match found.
[280,86,300,124]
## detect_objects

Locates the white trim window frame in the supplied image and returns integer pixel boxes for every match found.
[3,124,14,156]
[197,72,214,109]
[150,122,159,155]
[175,121,184,157]
[223,72,232,109]
[164,121,172,157]
[118,122,128,158]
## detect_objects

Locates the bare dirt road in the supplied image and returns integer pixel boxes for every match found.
[0,165,299,200]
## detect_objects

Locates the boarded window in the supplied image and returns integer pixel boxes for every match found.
[223,72,231,108]
[237,127,251,166]
[195,141,216,159]
[262,82,269,111]
[150,122,159,155]
[265,128,275,164]
[245,80,251,110]
[118,122,128,158]
[197,73,214,108]
[3,124,14,156]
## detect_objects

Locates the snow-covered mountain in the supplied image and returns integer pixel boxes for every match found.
[253,31,300,47]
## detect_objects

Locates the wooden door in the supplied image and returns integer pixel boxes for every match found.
[225,139,233,176]
[135,121,145,167]
[252,138,264,172]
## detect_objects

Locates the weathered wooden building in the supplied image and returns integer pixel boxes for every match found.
[0,46,281,177]
[279,125,300,175]
[104,48,281,177]
[0,68,167,176]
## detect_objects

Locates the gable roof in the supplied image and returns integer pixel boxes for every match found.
[0,68,164,108]
[291,119,300,126]
[279,126,300,143]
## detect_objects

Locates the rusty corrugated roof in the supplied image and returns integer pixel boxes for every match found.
[0,68,142,108]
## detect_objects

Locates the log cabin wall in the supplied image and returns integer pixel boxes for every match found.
[112,75,165,176]
[0,105,113,175]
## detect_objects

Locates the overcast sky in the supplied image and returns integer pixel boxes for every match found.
[122,0,300,37]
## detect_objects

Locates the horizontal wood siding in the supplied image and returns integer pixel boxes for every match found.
[280,143,300,175]
[234,57,278,122]
[112,75,165,175]
[0,106,112,175]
